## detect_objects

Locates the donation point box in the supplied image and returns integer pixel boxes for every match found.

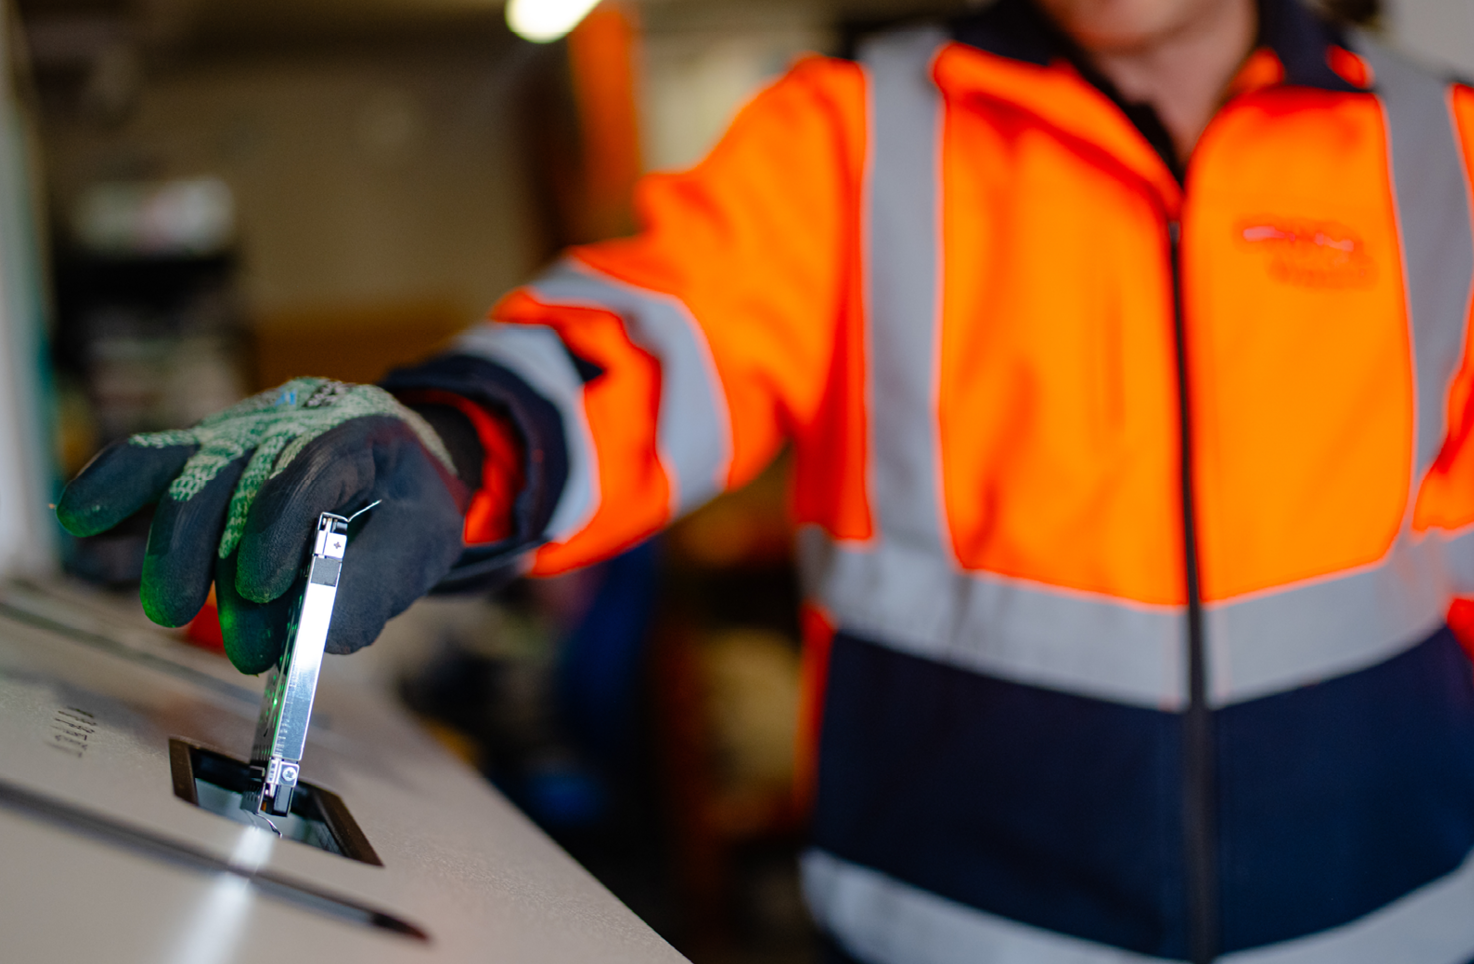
[0,580,685,964]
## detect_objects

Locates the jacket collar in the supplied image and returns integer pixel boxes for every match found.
[1254,0,1360,92]
[951,0,1359,94]
[938,0,1360,206]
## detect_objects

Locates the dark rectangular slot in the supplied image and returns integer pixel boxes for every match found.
[169,739,381,866]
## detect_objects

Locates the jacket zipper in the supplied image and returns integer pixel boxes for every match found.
[1169,218,1217,964]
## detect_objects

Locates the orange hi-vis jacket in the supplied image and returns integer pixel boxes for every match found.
[385,0,1474,959]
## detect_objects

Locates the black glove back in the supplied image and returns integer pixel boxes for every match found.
[57,380,470,674]
[221,416,468,672]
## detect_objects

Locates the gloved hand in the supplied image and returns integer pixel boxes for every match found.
[57,377,474,674]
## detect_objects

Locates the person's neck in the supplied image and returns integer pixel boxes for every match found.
[1086,0,1258,164]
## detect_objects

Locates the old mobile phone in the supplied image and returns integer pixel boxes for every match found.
[241,506,370,817]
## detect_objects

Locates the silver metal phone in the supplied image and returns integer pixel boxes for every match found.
[241,506,369,817]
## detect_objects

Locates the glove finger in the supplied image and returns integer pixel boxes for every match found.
[216,549,298,674]
[326,440,466,655]
[57,440,196,537]
[218,430,292,561]
[139,453,249,627]
[237,421,383,604]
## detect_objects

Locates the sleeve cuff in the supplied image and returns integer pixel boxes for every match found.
[381,352,572,590]
[398,389,524,545]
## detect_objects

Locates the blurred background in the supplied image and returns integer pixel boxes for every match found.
[0,0,1468,960]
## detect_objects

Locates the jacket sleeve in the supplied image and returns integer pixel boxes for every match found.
[387,54,868,580]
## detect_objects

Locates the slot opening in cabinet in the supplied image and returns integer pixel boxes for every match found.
[169,738,380,866]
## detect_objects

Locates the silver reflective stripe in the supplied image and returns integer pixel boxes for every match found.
[1220,845,1474,964]
[1355,35,1474,479]
[1443,526,1474,593]
[798,526,1186,709]
[804,847,1474,964]
[861,25,950,556]
[1204,535,1450,706]
[455,322,600,542]
[527,258,732,517]
[803,525,1456,709]
[802,849,1182,964]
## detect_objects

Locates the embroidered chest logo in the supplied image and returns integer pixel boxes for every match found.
[1237,219,1375,288]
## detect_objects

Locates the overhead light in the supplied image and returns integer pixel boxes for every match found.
[506,0,602,43]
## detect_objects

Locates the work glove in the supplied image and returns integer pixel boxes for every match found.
[56,377,474,674]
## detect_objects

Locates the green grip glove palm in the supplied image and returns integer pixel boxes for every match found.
[57,377,468,672]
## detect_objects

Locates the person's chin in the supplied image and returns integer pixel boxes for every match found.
[1038,0,1207,52]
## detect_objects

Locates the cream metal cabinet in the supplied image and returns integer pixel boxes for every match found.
[0,580,686,964]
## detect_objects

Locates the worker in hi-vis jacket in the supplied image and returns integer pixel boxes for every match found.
[56,0,1474,959]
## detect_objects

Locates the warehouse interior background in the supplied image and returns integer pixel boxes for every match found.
[0,0,1470,960]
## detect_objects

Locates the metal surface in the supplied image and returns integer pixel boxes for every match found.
[243,512,351,817]
[0,579,686,964]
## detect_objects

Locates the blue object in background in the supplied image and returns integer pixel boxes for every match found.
[556,537,660,773]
